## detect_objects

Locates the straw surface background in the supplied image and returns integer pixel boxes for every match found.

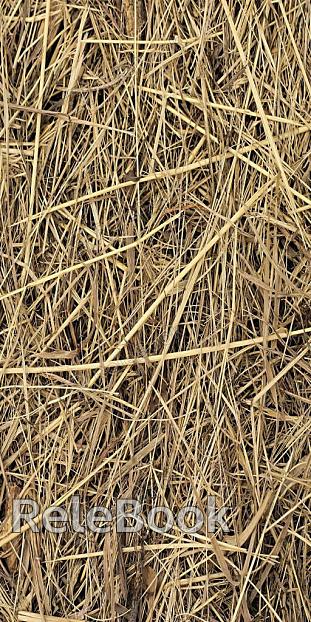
[0,0,310,620]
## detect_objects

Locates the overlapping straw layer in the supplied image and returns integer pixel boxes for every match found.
[0,1,310,620]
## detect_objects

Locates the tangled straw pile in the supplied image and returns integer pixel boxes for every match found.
[0,0,311,620]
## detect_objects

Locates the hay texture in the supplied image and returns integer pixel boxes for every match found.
[0,0,311,621]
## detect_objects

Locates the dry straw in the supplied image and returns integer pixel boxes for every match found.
[0,0,310,620]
